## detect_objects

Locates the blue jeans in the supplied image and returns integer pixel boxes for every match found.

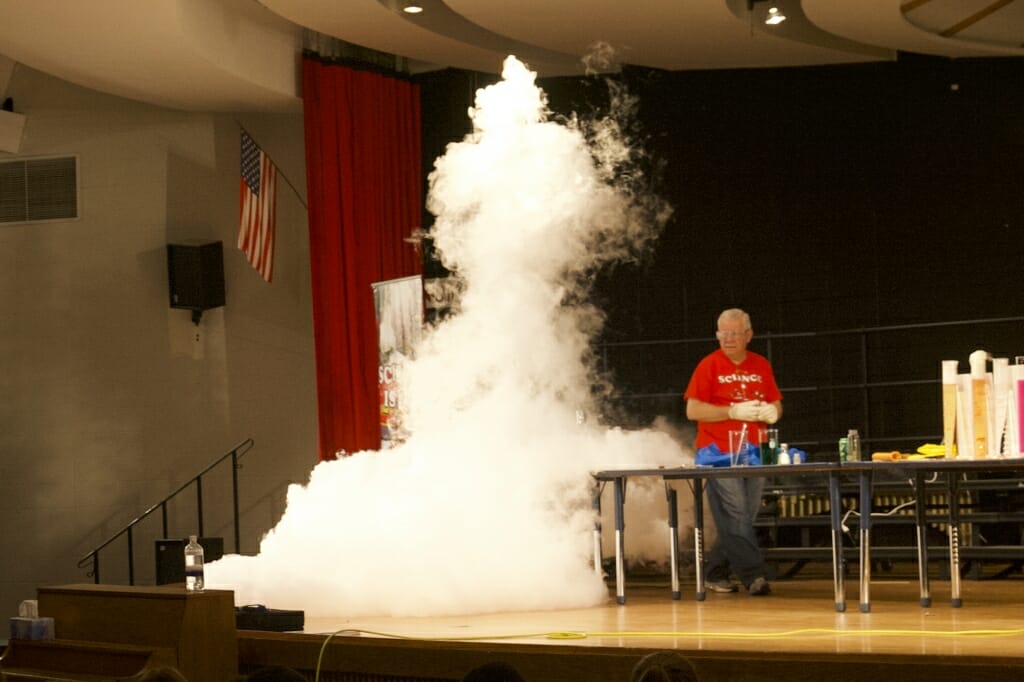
[705,475,767,587]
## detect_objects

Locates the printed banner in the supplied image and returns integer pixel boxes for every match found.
[372,275,423,450]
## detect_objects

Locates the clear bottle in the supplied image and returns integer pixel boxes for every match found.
[762,428,779,466]
[847,429,861,462]
[184,535,205,593]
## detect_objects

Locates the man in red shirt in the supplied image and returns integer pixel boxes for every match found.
[684,308,782,595]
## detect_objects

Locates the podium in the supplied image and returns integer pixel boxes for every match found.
[1,584,238,681]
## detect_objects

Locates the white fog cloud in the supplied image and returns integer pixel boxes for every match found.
[206,56,687,618]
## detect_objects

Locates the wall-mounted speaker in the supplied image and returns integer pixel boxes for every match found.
[167,241,225,323]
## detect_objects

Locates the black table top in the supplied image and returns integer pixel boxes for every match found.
[593,457,1024,481]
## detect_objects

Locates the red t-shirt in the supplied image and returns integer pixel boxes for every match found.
[683,349,782,450]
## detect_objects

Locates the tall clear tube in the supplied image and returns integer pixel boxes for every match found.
[969,350,990,459]
[992,358,1009,457]
[942,360,958,458]
[1016,357,1024,457]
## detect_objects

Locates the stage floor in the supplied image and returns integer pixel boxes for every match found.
[239,574,1024,681]
[296,577,1024,657]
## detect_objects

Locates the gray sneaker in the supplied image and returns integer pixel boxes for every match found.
[706,579,738,593]
[748,577,772,596]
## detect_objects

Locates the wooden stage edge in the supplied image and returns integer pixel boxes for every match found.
[238,577,1024,682]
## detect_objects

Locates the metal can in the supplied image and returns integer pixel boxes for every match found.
[838,437,849,463]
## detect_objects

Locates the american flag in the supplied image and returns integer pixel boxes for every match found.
[238,131,277,282]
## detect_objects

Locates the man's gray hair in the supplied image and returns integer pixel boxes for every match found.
[718,308,751,331]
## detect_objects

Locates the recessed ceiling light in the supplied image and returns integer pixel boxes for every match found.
[765,7,786,25]
[403,4,424,13]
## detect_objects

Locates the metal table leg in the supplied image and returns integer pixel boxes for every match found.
[693,477,706,601]
[614,476,626,604]
[829,470,846,612]
[592,481,603,578]
[948,473,962,607]
[858,468,872,613]
[666,483,681,600]
[914,470,931,607]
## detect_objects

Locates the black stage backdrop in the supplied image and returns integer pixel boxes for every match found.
[415,55,1024,453]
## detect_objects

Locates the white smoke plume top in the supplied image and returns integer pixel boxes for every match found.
[581,40,621,76]
[206,56,688,618]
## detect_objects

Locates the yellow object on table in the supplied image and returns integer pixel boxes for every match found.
[916,443,954,458]
[870,443,956,461]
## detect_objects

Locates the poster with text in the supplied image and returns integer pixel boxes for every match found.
[372,275,423,449]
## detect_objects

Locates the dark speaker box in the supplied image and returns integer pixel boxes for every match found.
[155,537,225,585]
[166,241,225,311]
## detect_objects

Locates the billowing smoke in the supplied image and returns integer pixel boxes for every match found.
[206,56,686,618]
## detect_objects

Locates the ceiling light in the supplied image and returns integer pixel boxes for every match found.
[765,7,786,25]
[402,3,423,13]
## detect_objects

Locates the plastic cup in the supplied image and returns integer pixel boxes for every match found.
[728,430,747,466]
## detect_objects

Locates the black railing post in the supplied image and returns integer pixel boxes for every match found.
[93,554,100,584]
[859,329,870,440]
[232,450,241,553]
[127,527,135,586]
[196,476,204,537]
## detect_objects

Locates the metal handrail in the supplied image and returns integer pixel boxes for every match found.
[76,438,255,584]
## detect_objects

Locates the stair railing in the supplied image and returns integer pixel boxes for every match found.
[76,438,255,584]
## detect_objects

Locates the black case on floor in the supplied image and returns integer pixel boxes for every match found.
[235,604,305,632]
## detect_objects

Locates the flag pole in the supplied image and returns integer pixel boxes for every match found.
[234,120,308,211]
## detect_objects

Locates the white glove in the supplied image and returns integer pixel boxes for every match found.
[728,400,761,422]
[758,403,779,424]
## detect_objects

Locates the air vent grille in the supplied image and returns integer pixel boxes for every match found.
[0,156,78,224]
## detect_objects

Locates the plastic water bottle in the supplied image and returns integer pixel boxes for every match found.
[184,535,205,593]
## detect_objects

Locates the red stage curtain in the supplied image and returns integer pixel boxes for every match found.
[302,57,422,461]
